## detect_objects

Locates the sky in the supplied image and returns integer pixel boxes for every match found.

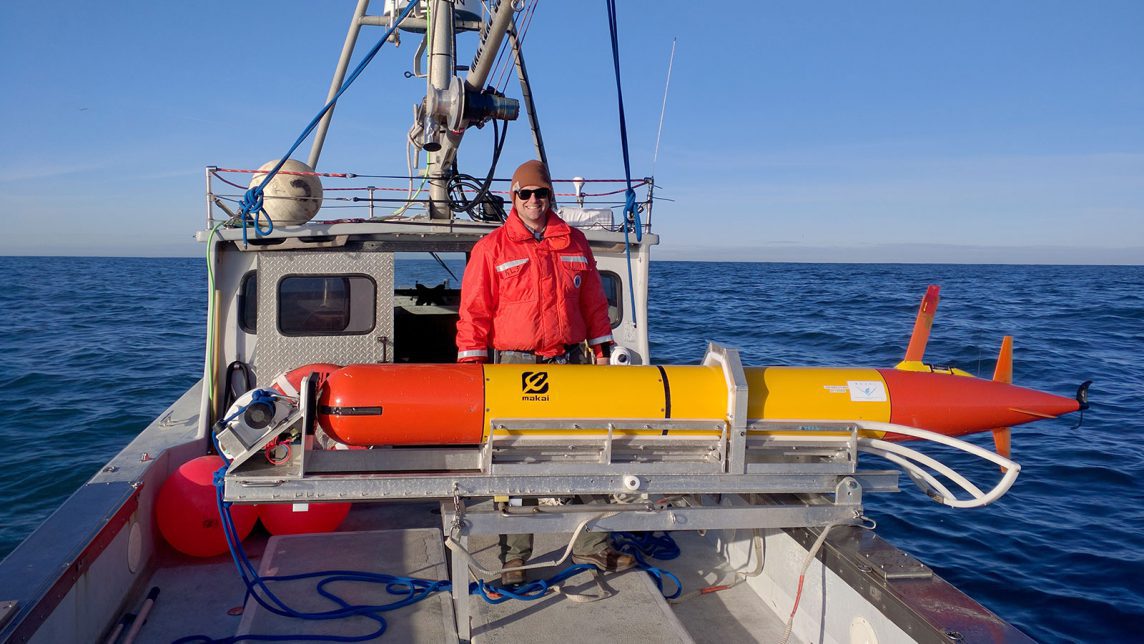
[1,1,1142,263]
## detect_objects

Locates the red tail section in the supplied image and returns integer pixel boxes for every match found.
[878,368,1081,438]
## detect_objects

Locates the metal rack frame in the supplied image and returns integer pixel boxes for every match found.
[219,344,905,640]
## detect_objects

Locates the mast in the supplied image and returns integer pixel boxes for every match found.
[425,0,456,219]
[424,0,519,219]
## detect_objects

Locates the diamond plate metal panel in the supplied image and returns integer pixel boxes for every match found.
[254,251,394,382]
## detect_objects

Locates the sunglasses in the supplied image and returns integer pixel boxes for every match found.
[515,188,550,201]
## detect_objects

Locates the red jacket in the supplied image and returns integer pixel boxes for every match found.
[456,208,613,361]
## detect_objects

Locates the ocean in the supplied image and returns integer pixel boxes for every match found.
[1,256,1141,642]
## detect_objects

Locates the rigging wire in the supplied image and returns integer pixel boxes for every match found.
[430,252,460,283]
[495,0,539,94]
[604,0,642,327]
[235,0,420,246]
[652,38,677,177]
[484,0,514,92]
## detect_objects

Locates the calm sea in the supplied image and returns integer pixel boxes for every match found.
[1,256,1141,642]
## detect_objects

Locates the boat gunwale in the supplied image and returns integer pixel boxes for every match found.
[0,382,204,643]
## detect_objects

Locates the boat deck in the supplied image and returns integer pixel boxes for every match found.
[127,502,796,643]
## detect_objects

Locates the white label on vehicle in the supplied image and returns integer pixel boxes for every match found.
[848,380,887,402]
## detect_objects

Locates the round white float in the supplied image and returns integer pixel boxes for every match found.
[248,158,323,225]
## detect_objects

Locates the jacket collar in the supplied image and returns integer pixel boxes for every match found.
[505,208,572,247]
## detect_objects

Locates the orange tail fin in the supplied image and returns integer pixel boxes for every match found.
[992,336,1014,465]
[895,285,940,371]
[993,336,1013,384]
[904,285,940,362]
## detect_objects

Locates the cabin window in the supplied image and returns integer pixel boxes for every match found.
[600,271,622,328]
[277,275,377,336]
[239,271,257,333]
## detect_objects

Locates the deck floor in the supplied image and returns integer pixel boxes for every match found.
[464,532,692,644]
[239,528,455,641]
[129,503,795,643]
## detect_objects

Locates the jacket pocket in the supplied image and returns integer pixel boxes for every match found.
[496,258,534,302]
[558,254,590,292]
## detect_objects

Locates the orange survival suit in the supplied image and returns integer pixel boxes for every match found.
[456,208,613,362]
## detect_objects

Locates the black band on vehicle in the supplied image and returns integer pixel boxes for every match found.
[320,406,383,416]
[656,365,671,435]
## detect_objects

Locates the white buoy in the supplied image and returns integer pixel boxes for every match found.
[249,159,323,225]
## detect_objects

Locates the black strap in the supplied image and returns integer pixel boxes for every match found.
[223,361,255,410]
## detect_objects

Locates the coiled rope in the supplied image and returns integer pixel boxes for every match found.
[613,531,683,599]
[182,461,689,642]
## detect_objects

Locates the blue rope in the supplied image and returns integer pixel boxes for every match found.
[613,531,683,599]
[180,470,627,642]
[471,564,599,604]
[605,0,642,327]
[236,0,420,246]
[613,531,681,561]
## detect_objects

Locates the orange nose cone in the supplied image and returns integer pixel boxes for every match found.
[318,364,486,445]
[879,369,1080,438]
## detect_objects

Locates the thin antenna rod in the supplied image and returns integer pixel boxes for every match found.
[652,38,677,175]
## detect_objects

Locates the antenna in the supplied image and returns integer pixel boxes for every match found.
[652,37,677,176]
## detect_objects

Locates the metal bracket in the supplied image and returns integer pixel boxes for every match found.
[482,417,727,476]
[702,343,749,474]
[437,491,865,644]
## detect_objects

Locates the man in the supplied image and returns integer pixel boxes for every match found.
[456,159,634,585]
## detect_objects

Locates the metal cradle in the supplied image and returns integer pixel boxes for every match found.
[220,344,906,640]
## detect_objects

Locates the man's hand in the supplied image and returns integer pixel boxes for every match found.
[594,353,610,365]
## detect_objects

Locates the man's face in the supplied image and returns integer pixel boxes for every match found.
[513,184,550,230]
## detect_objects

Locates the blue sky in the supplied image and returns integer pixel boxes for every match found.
[1,1,1141,263]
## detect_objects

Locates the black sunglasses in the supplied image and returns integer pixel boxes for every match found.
[515,187,550,200]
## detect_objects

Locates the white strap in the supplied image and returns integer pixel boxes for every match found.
[272,373,298,398]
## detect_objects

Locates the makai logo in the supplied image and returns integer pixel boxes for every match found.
[521,371,550,401]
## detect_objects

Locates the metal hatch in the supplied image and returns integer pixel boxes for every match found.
[253,250,395,382]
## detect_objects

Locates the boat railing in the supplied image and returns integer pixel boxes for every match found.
[203,165,655,234]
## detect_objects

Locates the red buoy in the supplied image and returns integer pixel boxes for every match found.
[156,455,257,557]
[259,501,351,535]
